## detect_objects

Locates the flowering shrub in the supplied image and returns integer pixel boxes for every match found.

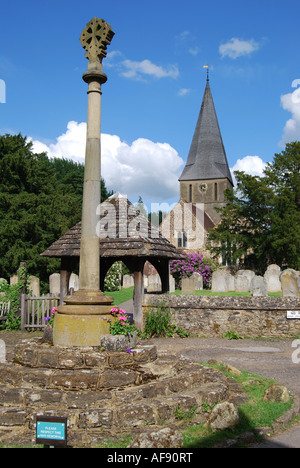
[109,308,138,336]
[104,262,121,291]
[44,306,57,327]
[169,252,217,289]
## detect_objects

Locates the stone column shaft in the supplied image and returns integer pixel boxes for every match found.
[79,72,103,291]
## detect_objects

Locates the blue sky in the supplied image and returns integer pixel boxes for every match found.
[0,0,299,208]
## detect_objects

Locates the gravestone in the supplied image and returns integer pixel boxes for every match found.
[211,269,228,292]
[49,273,61,295]
[235,270,255,293]
[10,274,18,285]
[264,264,281,293]
[192,272,203,290]
[169,275,175,293]
[226,273,235,291]
[251,275,268,297]
[147,274,162,292]
[280,269,300,297]
[123,274,134,289]
[181,277,195,295]
[69,273,79,292]
[28,275,40,296]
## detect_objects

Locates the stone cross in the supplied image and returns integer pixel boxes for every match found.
[80,17,114,63]
[53,18,115,347]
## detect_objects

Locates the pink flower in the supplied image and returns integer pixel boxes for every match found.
[51,307,58,315]
[119,315,127,322]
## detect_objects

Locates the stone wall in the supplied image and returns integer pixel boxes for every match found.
[143,294,300,338]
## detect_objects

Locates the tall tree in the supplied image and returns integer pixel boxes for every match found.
[0,133,113,285]
[208,142,300,271]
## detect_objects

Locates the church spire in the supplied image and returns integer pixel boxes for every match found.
[179,77,233,186]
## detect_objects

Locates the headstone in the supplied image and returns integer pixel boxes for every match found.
[251,275,268,296]
[225,272,235,291]
[28,275,40,296]
[49,273,61,295]
[235,270,255,292]
[169,275,175,293]
[10,274,18,285]
[264,264,281,293]
[181,277,195,295]
[280,269,300,297]
[122,274,134,289]
[192,272,203,290]
[147,274,162,292]
[69,273,79,291]
[211,269,229,293]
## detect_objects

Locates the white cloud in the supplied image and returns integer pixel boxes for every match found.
[106,51,179,81]
[28,121,183,203]
[230,155,267,186]
[121,59,179,80]
[219,38,260,59]
[178,88,191,97]
[280,84,300,146]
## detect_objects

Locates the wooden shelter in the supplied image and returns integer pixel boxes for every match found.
[41,193,184,324]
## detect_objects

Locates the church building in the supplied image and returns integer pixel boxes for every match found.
[161,74,233,254]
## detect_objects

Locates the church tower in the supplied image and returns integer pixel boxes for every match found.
[179,75,233,224]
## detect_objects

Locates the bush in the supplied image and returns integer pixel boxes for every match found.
[142,303,176,338]
[170,252,217,289]
[104,262,122,292]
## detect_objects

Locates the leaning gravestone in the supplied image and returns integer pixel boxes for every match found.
[264,264,281,293]
[280,269,300,297]
[251,275,268,297]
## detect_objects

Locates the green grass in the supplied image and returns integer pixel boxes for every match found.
[181,363,293,448]
[104,286,134,305]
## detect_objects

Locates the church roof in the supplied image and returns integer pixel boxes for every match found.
[179,78,233,186]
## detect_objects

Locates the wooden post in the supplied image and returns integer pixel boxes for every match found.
[132,259,146,330]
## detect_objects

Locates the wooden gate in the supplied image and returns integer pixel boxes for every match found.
[20,294,59,331]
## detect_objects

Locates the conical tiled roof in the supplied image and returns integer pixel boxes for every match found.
[179,79,233,186]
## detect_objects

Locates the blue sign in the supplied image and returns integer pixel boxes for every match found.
[36,416,67,447]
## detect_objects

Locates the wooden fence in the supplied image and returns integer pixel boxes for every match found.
[20,294,60,331]
[0,302,10,321]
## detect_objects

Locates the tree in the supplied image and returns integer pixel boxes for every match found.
[208,142,300,271]
[0,133,113,287]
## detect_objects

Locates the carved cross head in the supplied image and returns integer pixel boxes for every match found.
[80,17,114,62]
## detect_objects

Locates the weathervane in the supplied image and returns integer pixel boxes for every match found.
[203,64,210,82]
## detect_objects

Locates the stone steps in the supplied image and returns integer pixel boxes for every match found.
[0,338,245,447]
